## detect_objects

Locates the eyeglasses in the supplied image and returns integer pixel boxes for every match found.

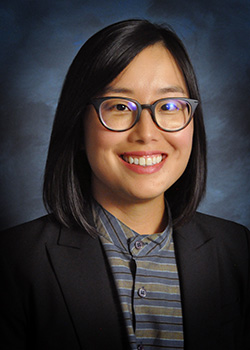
[90,96,198,132]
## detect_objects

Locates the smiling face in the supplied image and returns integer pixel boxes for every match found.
[83,43,194,210]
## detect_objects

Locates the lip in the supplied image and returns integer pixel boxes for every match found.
[120,151,167,174]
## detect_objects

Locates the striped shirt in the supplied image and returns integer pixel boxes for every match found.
[92,200,184,350]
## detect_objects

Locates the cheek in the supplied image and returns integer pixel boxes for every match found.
[180,130,193,156]
[84,109,107,155]
[166,122,194,157]
[83,111,122,172]
[85,127,120,158]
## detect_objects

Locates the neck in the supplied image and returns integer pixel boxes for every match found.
[93,195,168,235]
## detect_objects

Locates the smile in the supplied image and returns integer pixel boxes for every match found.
[122,154,166,167]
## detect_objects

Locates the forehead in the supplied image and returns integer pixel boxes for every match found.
[104,43,188,98]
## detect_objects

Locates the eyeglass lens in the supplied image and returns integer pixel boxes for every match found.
[99,98,191,131]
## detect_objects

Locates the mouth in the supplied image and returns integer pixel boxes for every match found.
[121,153,167,167]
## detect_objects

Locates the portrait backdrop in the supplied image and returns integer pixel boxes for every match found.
[0,0,249,229]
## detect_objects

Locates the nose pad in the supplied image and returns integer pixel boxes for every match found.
[130,107,159,143]
[140,104,154,118]
[137,108,153,126]
[137,105,157,128]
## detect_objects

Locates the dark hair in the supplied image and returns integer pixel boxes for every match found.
[43,19,206,233]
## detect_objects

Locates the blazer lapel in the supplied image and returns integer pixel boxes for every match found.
[174,220,221,350]
[46,226,129,350]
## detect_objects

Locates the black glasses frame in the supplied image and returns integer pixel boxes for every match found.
[90,96,199,132]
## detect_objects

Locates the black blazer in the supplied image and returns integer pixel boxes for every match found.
[0,212,249,350]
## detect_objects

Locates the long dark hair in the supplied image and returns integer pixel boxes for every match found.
[43,19,206,233]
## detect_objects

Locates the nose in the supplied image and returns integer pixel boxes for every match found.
[128,108,160,144]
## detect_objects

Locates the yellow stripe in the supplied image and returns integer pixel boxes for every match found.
[136,260,178,272]
[108,256,178,272]
[134,305,182,317]
[116,280,180,294]
[136,329,183,340]
[108,257,130,266]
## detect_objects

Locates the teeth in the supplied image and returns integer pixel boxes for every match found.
[139,158,146,166]
[146,158,152,166]
[157,155,162,163]
[123,155,163,167]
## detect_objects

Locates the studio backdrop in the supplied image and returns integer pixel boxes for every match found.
[0,0,249,229]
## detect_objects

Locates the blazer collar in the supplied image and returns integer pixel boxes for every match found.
[174,218,222,349]
[46,225,130,350]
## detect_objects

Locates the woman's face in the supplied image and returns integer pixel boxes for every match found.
[84,43,194,208]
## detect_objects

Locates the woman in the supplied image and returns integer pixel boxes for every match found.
[0,19,249,350]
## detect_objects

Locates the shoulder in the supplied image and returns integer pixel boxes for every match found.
[0,215,96,284]
[185,211,249,234]
[0,215,60,245]
[175,213,250,281]
[0,215,95,257]
[178,212,249,254]
[0,216,62,265]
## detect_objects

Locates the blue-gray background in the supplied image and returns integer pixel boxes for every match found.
[0,0,249,230]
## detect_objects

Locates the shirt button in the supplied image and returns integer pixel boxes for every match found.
[138,287,147,298]
[137,345,144,350]
[135,240,144,249]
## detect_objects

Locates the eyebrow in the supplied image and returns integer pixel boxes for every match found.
[156,86,185,94]
[102,86,185,95]
[102,87,133,94]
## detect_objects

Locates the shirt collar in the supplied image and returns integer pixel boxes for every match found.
[91,199,173,256]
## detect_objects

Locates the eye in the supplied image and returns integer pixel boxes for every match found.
[102,102,130,112]
[115,104,129,111]
[101,99,137,114]
[161,102,179,112]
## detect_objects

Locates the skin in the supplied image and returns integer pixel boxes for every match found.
[84,43,194,234]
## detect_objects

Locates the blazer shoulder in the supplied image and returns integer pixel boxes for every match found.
[176,212,249,247]
[0,215,63,257]
[193,211,249,233]
[0,214,95,257]
[185,212,250,250]
[1,215,59,238]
